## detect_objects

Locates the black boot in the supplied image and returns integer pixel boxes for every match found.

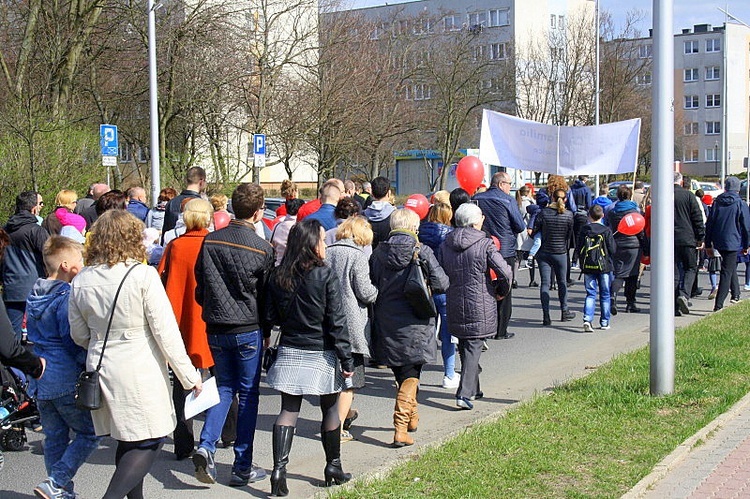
[322,429,352,487]
[625,302,641,313]
[542,311,552,326]
[270,425,294,496]
[561,310,576,321]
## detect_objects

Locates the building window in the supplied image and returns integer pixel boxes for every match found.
[488,9,509,27]
[705,66,720,80]
[636,72,652,85]
[683,68,699,82]
[413,83,432,101]
[370,24,384,40]
[684,122,699,135]
[684,95,699,109]
[705,121,721,135]
[443,14,462,31]
[119,144,131,162]
[684,40,699,54]
[706,148,720,162]
[683,149,699,163]
[558,16,565,29]
[137,146,149,163]
[412,18,432,35]
[468,11,487,28]
[638,44,652,58]
[706,94,721,107]
[550,15,556,29]
[490,42,506,60]
[473,45,486,61]
[706,38,721,52]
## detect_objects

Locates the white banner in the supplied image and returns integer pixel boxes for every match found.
[479,110,641,175]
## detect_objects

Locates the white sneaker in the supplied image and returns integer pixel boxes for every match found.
[583,321,594,333]
[442,374,460,389]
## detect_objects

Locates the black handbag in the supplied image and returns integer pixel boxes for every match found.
[403,245,437,319]
[708,254,722,273]
[75,263,140,411]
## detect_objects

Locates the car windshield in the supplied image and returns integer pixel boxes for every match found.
[701,184,718,191]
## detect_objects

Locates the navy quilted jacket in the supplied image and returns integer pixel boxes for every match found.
[195,220,275,335]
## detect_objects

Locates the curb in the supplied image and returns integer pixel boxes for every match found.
[622,390,750,498]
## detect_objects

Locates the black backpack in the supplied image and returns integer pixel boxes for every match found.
[579,232,609,274]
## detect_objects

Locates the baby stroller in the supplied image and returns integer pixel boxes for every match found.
[0,362,41,452]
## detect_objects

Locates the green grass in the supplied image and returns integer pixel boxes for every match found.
[334,302,750,498]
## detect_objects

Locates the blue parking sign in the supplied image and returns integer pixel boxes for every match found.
[253,134,266,155]
[100,124,118,156]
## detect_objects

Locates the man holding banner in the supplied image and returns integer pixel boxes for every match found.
[473,172,526,340]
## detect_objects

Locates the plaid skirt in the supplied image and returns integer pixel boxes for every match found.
[266,346,346,395]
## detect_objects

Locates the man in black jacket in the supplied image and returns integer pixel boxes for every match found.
[673,172,705,316]
[2,191,49,338]
[193,182,274,487]
[163,166,206,234]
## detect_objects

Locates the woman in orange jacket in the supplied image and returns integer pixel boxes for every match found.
[158,198,214,459]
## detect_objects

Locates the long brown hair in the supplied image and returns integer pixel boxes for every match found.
[86,210,147,266]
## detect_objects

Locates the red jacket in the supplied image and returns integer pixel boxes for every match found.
[296,199,321,221]
[158,228,213,369]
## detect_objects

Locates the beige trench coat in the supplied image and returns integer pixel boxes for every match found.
[69,261,200,441]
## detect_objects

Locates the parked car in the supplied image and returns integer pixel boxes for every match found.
[606,180,649,201]
[698,182,723,199]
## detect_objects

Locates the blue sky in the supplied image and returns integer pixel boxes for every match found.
[342,1,750,34]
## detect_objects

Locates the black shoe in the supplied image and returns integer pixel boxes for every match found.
[560,310,576,322]
[625,303,641,313]
[676,296,690,315]
[529,281,539,287]
[493,332,515,340]
[610,299,618,316]
[542,314,552,326]
[512,280,518,289]
[270,425,295,496]
[343,409,358,431]
[690,287,703,298]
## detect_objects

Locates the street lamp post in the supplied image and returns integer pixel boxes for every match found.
[148,0,161,205]
[714,140,719,176]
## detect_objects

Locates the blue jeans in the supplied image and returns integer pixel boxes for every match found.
[583,273,612,326]
[529,233,542,257]
[199,330,262,473]
[38,393,101,492]
[433,294,456,378]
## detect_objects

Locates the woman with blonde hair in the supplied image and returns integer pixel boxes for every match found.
[209,194,232,230]
[158,198,214,459]
[275,179,298,217]
[532,188,575,326]
[370,209,449,447]
[69,210,201,498]
[326,216,378,441]
[43,189,78,235]
[418,202,458,388]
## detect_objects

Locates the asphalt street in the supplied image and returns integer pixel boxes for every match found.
[0,267,717,498]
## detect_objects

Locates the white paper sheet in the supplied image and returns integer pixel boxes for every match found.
[184,376,220,420]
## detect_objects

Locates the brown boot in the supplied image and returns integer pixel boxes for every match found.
[401,378,419,432]
[392,382,414,447]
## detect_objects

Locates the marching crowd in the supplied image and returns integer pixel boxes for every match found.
[0,165,748,498]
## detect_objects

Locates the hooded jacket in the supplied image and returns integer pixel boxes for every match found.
[439,227,512,339]
[146,201,168,231]
[364,201,396,249]
[370,231,449,366]
[576,222,616,273]
[2,211,49,302]
[26,279,86,399]
[705,191,750,252]
[571,179,593,212]
[127,199,150,222]
[606,200,642,250]
[473,186,526,259]
[418,221,452,260]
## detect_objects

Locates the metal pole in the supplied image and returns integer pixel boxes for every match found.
[148,0,161,205]
[720,24,727,188]
[650,0,675,395]
[594,0,601,196]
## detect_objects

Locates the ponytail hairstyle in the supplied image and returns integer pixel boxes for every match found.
[553,189,566,214]
[516,185,530,208]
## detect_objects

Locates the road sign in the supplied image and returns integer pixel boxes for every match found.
[102,156,117,167]
[253,134,266,155]
[100,124,119,157]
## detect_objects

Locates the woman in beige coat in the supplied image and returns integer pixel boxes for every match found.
[69,210,202,499]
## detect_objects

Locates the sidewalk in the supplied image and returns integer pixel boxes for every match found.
[625,391,750,498]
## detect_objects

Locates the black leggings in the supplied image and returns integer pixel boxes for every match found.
[102,438,163,499]
[391,364,423,385]
[275,392,340,432]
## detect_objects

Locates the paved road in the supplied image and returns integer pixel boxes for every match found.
[0,268,719,498]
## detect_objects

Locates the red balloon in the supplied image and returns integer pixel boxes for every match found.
[405,194,430,220]
[702,194,714,206]
[617,212,646,236]
[456,156,484,193]
[214,211,231,230]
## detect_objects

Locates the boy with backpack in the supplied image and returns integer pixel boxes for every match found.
[577,205,616,332]
[26,236,101,498]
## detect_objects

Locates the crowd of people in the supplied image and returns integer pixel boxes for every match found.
[0,165,748,498]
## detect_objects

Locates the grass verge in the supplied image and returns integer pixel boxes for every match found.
[334,302,750,498]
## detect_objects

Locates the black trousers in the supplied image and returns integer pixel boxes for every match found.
[674,245,698,302]
[715,250,739,310]
[496,256,515,337]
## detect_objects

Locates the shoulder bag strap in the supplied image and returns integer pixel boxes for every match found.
[94,263,140,372]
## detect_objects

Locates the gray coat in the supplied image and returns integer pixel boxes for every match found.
[370,231,449,367]
[439,227,512,340]
[325,238,378,356]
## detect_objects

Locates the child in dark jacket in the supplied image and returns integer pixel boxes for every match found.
[26,236,101,499]
[577,205,617,332]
